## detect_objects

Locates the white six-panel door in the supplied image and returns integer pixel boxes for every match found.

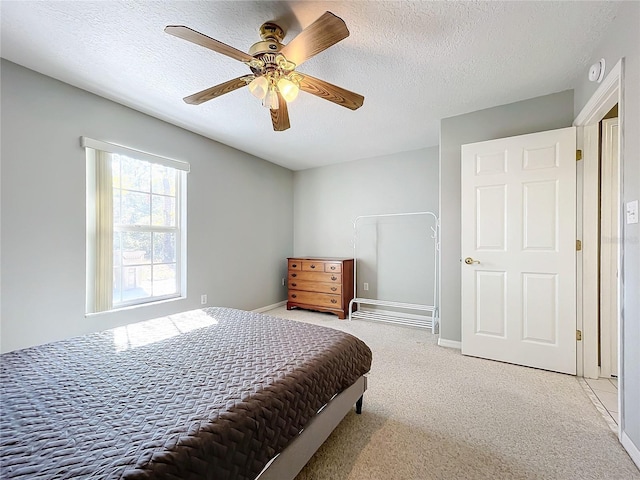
[461,127,577,374]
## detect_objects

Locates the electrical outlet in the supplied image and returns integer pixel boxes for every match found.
[200,294,207,305]
[363,283,369,291]
[281,278,286,286]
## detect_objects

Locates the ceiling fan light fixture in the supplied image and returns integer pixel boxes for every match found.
[248,75,269,100]
[277,77,300,102]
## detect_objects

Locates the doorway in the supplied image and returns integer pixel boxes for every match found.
[573,59,623,436]
[583,104,620,425]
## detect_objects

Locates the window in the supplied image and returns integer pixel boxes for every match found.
[84,137,189,313]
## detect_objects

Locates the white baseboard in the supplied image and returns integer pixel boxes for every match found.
[253,301,287,313]
[621,430,640,470]
[438,338,461,349]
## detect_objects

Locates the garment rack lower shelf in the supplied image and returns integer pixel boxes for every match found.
[349,297,438,332]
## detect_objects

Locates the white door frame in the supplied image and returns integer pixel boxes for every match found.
[573,59,624,432]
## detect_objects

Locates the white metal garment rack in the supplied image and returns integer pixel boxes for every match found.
[348,211,439,333]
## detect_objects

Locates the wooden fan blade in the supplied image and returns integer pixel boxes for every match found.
[183,76,252,105]
[270,92,290,131]
[165,25,253,63]
[280,12,349,67]
[299,74,364,110]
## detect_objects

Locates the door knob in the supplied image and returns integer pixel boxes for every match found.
[464,257,480,265]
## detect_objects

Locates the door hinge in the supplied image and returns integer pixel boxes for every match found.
[576,330,582,341]
[576,240,582,251]
[576,149,583,161]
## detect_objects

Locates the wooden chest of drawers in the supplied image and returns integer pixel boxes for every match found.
[286,257,355,319]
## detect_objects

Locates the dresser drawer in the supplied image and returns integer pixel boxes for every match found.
[288,280,341,294]
[288,271,342,283]
[324,262,342,273]
[301,261,325,272]
[288,291,342,308]
[288,259,302,270]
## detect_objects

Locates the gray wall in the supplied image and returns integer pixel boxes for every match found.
[1,60,293,353]
[439,90,575,342]
[293,147,439,304]
[573,0,640,458]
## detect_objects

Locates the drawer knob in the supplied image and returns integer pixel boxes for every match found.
[331,299,337,304]
[292,264,297,268]
[331,287,337,291]
[291,283,297,287]
[292,294,297,298]
[311,264,316,269]
[330,266,336,270]
[291,273,297,277]
[331,276,337,281]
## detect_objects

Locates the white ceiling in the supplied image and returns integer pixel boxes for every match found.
[1,1,620,170]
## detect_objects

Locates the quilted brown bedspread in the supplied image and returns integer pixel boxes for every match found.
[0,307,372,479]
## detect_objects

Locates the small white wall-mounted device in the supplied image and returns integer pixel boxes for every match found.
[588,58,606,83]
[627,200,639,224]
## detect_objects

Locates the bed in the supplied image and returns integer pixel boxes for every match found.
[0,307,372,479]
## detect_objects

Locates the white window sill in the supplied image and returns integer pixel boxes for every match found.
[85,295,186,318]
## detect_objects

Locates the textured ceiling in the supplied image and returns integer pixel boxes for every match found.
[0,1,620,170]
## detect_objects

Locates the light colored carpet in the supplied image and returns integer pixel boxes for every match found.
[265,306,640,480]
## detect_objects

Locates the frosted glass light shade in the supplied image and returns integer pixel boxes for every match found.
[277,77,299,102]
[262,88,279,110]
[248,76,268,99]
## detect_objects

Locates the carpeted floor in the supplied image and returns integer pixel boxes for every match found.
[265,306,640,480]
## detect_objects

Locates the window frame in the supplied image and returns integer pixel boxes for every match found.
[84,137,189,314]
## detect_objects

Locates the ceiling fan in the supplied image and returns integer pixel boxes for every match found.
[165,12,364,132]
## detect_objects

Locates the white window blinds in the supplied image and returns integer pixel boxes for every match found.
[95,150,114,312]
